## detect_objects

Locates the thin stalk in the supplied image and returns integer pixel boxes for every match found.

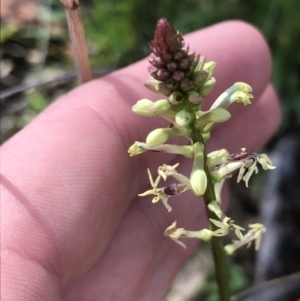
[60,0,92,84]
[191,127,230,301]
[203,169,231,301]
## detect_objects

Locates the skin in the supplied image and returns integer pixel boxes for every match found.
[1,21,280,301]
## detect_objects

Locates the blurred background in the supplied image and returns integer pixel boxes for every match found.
[1,0,300,300]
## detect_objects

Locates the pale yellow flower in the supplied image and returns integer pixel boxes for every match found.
[210,82,253,110]
[224,223,266,255]
[211,149,276,187]
[164,221,187,248]
[164,221,212,248]
[139,168,187,212]
[208,217,245,240]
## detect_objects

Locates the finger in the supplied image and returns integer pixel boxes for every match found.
[63,83,279,301]
[1,20,278,301]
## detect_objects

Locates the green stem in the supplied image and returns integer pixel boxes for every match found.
[191,127,230,301]
[204,172,231,301]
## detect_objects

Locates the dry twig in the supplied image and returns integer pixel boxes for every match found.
[60,0,92,84]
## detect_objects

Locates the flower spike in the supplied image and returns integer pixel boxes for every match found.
[128,21,275,299]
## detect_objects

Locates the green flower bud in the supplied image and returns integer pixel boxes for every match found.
[188,91,203,105]
[198,123,213,142]
[168,91,184,105]
[224,244,236,256]
[175,109,192,127]
[199,77,216,97]
[194,55,206,72]
[206,149,229,167]
[190,142,207,196]
[133,99,178,124]
[128,141,147,156]
[193,70,209,86]
[203,61,217,80]
[132,99,154,116]
[144,77,172,96]
[208,200,223,219]
[202,132,211,142]
[204,61,217,71]
[197,108,231,128]
[201,123,214,133]
[190,169,207,196]
[180,78,194,92]
[150,99,172,114]
[195,229,212,241]
[146,128,182,147]
[209,108,231,122]
[152,100,181,124]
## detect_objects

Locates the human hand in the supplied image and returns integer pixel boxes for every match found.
[1,21,280,301]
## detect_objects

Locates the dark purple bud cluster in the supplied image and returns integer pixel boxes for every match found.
[148,19,201,95]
